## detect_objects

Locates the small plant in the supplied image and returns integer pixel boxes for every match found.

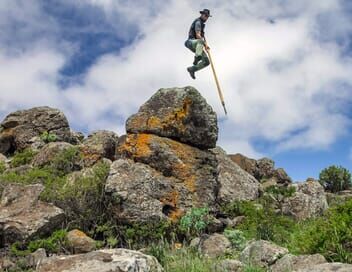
[224,229,247,250]
[10,148,37,167]
[40,131,57,143]
[27,229,68,253]
[0,161,6,174]
[179,207,211,239]
[49,146,81,175]
[319,165,352,193]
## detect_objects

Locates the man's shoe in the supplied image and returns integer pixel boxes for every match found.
[187,67,196,79]
[193,55,202,65]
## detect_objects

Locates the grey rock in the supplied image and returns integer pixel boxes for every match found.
[229,153,257,177]
[0,184,65,244]
[80,130,119,167]
[214,259,244,272]
[199,233,232,258]
[240,240,289,268]
[0,256,15,270]
[282,180,328,220]
[212,147,260,204]
[257,158,275,180]
[270,254,327,272]
[37,248,163,272]
[0,107,72,154]
[126,87,218,149]
[298,263,352,272]
[28,248,47,268]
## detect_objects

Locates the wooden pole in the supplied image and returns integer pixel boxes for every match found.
[205,47,227,115]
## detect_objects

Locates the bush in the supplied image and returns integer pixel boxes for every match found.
[179,207,211,239]
[224,229,247,250]
[288,199,352,263]
[49,146,81,176]
[10,148,37,167]
[319,165,352,193]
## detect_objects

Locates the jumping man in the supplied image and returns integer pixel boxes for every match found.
[184,9,211,79]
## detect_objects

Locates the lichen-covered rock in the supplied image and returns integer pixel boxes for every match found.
[67,229,96,254]
[80,130,119,167]
[32,142,76,167]
[282,180,328,220]
[212,147,260,204]
[298,263,352,272]
[270,254,327,272]
[106,159,194,222]
[257,158,275,179]
[199,233,232,258]
[0,184,64,244]
[0,107,72,154]
[229,153,257,177]
[117,134,218,215]
[126,87,218,149]
[37,248,163,272]
[214,259,244,272]
[240,240,289,268]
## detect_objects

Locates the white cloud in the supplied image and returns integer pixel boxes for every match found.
[0,0,352,157]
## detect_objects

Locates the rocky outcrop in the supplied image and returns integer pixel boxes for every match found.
[212,147,260,204]
[80,130,119,167]
[230,154,292,186]
[37,248,163,272]
[270,254,327,272]
[0,107,72,154]
[32,142,75,167]
[198,233,232,258]
[240,240,289,268]
[67,229,96,254]
[282,179,328,220]
[0,184,64,245]
[298,263,352,272]
[126,87,218,149]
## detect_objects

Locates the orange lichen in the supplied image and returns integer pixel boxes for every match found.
[118,133,152,158]
[71,229,87,238]
[160,191,179,207]
[169,208,184,222]
[147,116,162,128]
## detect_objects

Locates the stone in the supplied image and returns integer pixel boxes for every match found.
[126,87,218,149]
[28,248,47,268]
[212,147,260,204]
[240,240,289,268]
[116,133,218,215]
[0,184,65,245]
[80,130,119,167]
[0,257,15,270]
[257,158,275,180]
[190,237,201,248]
[67,229,96,254]
[199,233,232,258]
[70,131,85,144]
[0,107,72,154]
[37,248,163,272]
[273,168,292,186]
[282,180,328,220]
[214,259,244,272]
[229,153,257,177]
[270,254,327,272]
[105,159,189,222]
[298,263,352,272]
[32,142,79,169]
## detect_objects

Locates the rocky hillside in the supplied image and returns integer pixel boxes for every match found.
[0,86,351,272]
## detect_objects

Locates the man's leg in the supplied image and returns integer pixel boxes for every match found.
[192,50,210,72]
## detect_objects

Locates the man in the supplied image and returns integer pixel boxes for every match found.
[184,9,211,79]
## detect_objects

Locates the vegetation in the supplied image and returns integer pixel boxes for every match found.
[10,148,37,168]
[0,160,6,174]
[319,165,352,193]
[179,207,212,240]
[40,131,57,143]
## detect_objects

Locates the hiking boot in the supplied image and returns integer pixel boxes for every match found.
[187,67,196,79]
[193,55,202,65]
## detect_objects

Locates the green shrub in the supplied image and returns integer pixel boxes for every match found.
[288,199,352,263]
[40,131,57,143]
[49,146,81,176]
[10,149,37,167]
[0,161,6,174]
[178,207,211,239]
[224,229,247,250]
[319,165,352,193]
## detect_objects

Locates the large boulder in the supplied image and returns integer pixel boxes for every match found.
[298,263,352,272]
[282,179,328,220]
[80,130,119,167]
[0,184,64,245]
[116,134,218,215]
[212,147,260,204]
[270,254,327,272]
[32,142,76,167]
[37,248,163,272]
[198,233,232,258]
[0,107,72,154]
[126,87,218,149]
[240,240,289,268]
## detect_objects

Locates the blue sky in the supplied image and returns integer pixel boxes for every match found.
[0,0,351,182]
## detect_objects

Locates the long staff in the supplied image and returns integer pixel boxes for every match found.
[205,46,227,115]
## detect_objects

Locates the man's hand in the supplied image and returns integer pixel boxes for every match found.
[205,43,210,51]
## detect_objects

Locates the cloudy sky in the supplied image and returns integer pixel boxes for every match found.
[0,0,351,181]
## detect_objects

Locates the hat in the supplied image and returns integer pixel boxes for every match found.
[200,9,212,17]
